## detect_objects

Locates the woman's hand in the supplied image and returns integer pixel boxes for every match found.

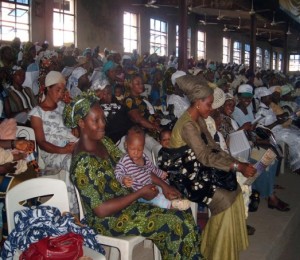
[0,162,17,175]
[15,140,35,153]
[62,142,76,154]
[238,162,257,178]
[138,184,159,201]
[162,185,182,200]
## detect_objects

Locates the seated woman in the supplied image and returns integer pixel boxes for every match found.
[231,85,289,211]
[67,67,90,99]
[29,71,78,213]
[4,68,37,123]
[168,75,256,260]
[256,87,300,175]
[91,79,133,143]
[123,74,161,159]
[63,93,203,260]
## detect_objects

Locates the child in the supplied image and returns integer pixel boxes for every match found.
[159,128,171,149]
[114,84,124,103]
[115,126,190,210]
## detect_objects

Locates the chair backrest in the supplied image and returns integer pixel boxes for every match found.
[74,186,85,221]
[5,178,69,233]
[151,144,162,166]
[16,125,45,169]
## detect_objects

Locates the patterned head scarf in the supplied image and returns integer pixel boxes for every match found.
[63,92,99,129]
[66,67,87,90]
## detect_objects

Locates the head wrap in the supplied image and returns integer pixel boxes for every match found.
[83,47,92,56]
[225,93,235,102]
[238,84,253,98]
[103,60,117,74]
[212,87,225,109]
[281,84,294,96]
[45,71,66,87]
[91,78,110,91]
[176,75,213,103]
[67,67,87,90]
[254,87,272,100]
[171,70,186,86]
[63,92,99,129]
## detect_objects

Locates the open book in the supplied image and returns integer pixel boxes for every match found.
[244,148,277,186]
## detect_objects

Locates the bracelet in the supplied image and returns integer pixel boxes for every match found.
[11,140,15,149]
[232,162,239,172]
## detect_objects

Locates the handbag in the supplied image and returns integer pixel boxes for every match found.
[158,144,238,204]
[19,232,84,260]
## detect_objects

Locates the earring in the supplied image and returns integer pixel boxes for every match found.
[196,105,200,110]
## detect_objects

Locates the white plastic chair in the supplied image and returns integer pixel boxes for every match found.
[16,125,45,169]
[6,178,105,259]
[75,187,148,260]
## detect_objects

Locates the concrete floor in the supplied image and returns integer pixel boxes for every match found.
[106,170,300,260]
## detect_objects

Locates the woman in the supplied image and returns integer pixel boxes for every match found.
[123,74,161,159]
[231,85,289,211]
[29,71,78,212]
[67,67,90,99]
[4,68,37,120]
[169,75,256,260]
[63,93,203,260]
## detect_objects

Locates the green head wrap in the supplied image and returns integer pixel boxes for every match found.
[63,92,99,129]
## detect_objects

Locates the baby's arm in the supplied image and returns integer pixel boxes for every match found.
[114,160,133,188]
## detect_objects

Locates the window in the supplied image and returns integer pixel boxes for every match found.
[233,41,241,64]
[150,18,167,56]
[0,0,30,41]
[222,37,230,64]
[278,53,283,71]
[176,25,191,58]
[123,11,138,53]
[53,0,75,47]
[197,31,206,60]
[244,44,250,66]
[264,49,270,69]
[256,47,262,68]
[289,54,300,71]
[272,52,277,70]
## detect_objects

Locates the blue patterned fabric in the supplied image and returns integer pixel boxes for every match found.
[1,206,105,259]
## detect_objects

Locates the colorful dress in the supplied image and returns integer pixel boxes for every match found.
[70,137,202,260]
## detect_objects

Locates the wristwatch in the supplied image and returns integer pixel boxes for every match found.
[232,162,239,172]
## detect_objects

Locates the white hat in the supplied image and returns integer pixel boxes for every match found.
[91,78,110,91]
[238,84,253,97]
[212,87,225,109]
[45,71,66,87]
[171,70,186,86]
[255,87,272,100]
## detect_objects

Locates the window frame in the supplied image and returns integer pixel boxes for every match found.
[222,37,230,64]
[53,0,76,47]
[197,30,206,60]
[233,41,242,64]
[150,18,168,56]
[0,0,30,42]
[123,11,139,54]
[289,54,300,72]
[256,47,262,68]
[244,43,250,66]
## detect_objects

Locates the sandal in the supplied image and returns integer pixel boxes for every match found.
[171,199,191,211]
[246,225,256,236]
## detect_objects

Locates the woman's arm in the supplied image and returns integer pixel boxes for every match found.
[128,109,160,131]
[30,115,74,154]
[93,184,158,217]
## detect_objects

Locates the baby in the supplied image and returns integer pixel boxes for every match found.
[115,126,190,210]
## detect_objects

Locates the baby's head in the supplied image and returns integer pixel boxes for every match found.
[159,129,171,148]
[125,126,145,162]
[114,84,123,97]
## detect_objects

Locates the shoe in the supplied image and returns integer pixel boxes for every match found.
[246,225,256,236]
[171,199,191,211]
[268,198,290,212]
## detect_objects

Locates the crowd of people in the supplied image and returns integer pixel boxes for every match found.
[1,37,300,259]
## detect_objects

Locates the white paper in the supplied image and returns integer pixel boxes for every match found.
[251,114,265,125]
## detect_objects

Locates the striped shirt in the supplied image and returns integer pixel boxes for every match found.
[115,153,164,191]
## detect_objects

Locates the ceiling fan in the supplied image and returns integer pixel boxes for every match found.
[199,13,218,26]
[249,0,269,15]
[223,24,235,32]
[270,12,285,26]
[286,24,292,35]
[256,28,268,36]
[217,10,229,21]
[268,31,280,42]
[132,0,159,8]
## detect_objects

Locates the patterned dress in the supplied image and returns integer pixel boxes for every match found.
[70,137,202,260]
